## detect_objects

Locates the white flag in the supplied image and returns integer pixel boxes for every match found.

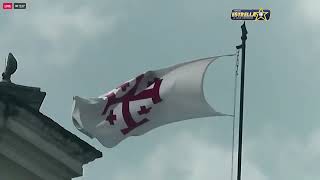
[72,56,231,148]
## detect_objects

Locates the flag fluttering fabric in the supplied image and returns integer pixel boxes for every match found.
[72,56,230,148]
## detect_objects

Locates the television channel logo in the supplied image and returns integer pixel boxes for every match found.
[231,8,271,21]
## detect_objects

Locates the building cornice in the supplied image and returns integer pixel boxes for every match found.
[0,91,102,165]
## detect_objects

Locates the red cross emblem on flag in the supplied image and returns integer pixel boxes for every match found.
[101,73,163,135]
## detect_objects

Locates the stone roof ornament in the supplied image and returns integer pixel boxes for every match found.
[2,52,17,83]
[0,52,46,110]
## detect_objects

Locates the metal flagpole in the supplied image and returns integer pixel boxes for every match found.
[235,21,248,180]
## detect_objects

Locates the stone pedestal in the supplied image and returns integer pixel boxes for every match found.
[0,82,102,180]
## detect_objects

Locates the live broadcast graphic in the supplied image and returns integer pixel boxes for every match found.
[2,2,26,10]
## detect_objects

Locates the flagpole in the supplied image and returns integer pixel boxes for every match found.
[236,21,248,180]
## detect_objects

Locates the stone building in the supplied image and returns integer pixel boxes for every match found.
[0,53,102,180]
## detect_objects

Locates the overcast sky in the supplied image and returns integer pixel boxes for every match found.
[1,0,320,180]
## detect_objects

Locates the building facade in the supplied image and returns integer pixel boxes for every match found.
[0,54,102,180]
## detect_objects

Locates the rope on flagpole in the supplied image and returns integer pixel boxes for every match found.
[230,49,240,180]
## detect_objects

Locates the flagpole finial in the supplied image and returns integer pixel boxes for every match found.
[241,22,248,41]
[2,53,17,83]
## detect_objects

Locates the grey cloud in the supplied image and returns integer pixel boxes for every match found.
[105,131,268,180]
[0,0,119,68]
[245,126,320,180]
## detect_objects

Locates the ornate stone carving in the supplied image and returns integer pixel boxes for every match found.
[2,53,17,83]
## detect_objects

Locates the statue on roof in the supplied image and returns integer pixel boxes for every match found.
[2,53,17,83]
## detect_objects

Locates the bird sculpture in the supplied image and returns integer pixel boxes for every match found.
[2,53,17,82]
